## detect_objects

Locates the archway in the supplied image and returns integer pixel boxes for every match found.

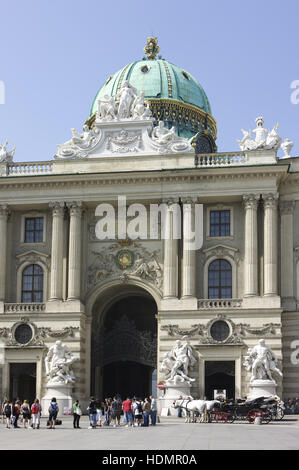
[90,284,157,400]
[205,361,235,400]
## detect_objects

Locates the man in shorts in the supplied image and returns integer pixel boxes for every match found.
[122,397,133,427]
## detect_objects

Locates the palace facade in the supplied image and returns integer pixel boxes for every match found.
[0,39,298,405]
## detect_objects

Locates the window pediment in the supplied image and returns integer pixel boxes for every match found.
[16,250,51,271]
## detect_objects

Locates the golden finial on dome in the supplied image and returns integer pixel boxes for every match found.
[144,37,160,60]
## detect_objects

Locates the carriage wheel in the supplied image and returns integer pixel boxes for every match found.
[277,407,284,420]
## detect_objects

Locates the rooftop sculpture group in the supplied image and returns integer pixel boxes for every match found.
[238,116,293,158]
[56,81,194,159]
[0,140,15,163]
[238,117,282,151]
[96,81,153,122]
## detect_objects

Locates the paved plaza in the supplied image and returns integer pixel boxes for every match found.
[1,415,299,450]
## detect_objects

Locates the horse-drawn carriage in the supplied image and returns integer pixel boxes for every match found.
[173,396,284,424]
[209,397,272,424]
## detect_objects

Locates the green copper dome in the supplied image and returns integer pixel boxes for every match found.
[87,39,217,146]
[90,59,212,117]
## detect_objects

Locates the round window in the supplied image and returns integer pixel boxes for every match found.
[14,324,33,344]
[210,320,230,342]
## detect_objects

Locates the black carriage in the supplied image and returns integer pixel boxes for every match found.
[209,397,272,424]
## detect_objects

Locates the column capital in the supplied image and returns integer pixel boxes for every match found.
[279,200,295,215]
[262,193,279,209]
[66,201,84,217]
[243,194,260,210]
[181,196,197,205]
[49,201,65,217]
[0,204,10,217]
[161,197,180,206]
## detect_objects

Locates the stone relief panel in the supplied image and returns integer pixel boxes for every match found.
[0,317,79,348]
[87,240,163,292]
[160,314,281,346]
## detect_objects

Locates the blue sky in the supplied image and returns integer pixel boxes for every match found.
[0,0,298,162]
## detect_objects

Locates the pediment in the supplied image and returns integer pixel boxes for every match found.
[16,250,50,270]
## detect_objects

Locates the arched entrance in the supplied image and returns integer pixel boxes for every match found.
[90,284,157,400]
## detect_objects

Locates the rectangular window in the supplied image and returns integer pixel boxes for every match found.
[24,217,44,243]
[210,210,230,237]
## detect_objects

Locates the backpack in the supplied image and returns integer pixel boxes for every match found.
[50,402,57,412]
[137,402,143,413]
[32,403,39,414]
[4,404,11,414]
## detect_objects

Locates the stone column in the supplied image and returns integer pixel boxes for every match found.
[163,199,180,299]
[49,202,65,301]
[0,204,9,301]
[243,194,259,297]
[263,193,278,296]
[181,197,196,298]
[280,201,295,299]
[67,201,83,300]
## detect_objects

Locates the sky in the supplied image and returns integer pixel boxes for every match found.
[0,0,298,162]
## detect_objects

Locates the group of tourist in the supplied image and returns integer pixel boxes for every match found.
[1,394,157,429]
[285,398,299,414]
[85,395,157,429]
[0,397,53,429]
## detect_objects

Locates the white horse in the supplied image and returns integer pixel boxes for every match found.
[173,399,220,423]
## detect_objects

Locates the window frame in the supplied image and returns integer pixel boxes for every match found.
[20,213,46,244]
[206,205,233,239]
[21,264,44,303]
[208,258,233,299]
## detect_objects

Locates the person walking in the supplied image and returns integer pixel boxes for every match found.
[149,395,157,425]
[122,397,133,427]
[31,399,42,429]
[3,399,12,429]
[21,400,31,429]
[48,397,59,429]
[72,399,82,429]
[142,398,151,427]
[87,396,97,429]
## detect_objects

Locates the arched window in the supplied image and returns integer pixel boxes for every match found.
[21,264,44,303]
[208,259,232,299]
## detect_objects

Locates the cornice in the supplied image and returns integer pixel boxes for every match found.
[0,165,288,193]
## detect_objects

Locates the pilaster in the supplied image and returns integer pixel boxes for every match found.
[263,193,278,296]
[243,194,259,297]
[67,201,83,301]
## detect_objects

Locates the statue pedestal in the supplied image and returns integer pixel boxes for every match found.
[42,383,74,416]
[248,379,277,400]
[158,383,192,417]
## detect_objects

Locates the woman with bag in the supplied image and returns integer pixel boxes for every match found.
[72,399,82,429]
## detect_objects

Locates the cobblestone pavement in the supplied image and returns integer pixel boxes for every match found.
[0,415,299,450]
